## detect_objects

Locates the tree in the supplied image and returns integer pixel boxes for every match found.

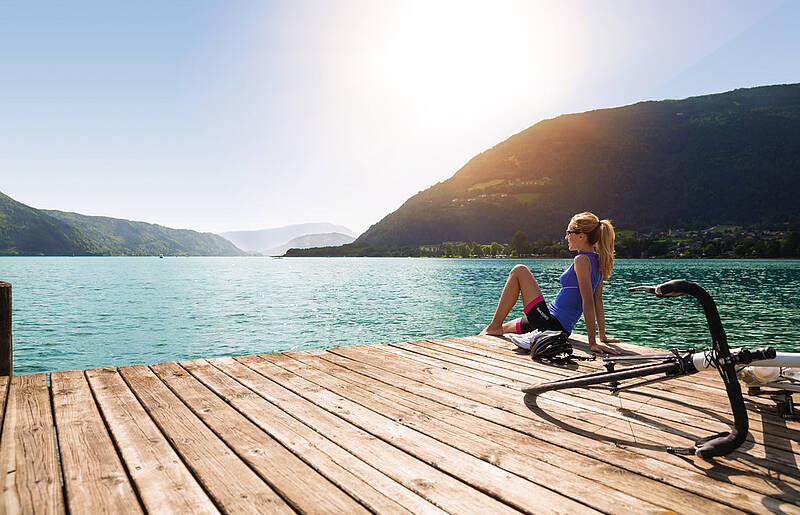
[510,231,531,256]
[444,242,454,257]
[471,241,483,257]
[490,242,503,257]
[457,243,469,257]
[784,231,800,257]
[483,245,493,257]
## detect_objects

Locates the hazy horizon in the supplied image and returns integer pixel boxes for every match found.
[3,0,799,235]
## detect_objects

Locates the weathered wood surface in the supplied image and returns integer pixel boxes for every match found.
[1,335,799,514]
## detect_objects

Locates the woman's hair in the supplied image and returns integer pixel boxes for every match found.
[570,212,615,280]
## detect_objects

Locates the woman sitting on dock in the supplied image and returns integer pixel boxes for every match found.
[482,211,621,355]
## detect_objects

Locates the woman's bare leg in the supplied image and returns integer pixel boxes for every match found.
[482,265,543,336]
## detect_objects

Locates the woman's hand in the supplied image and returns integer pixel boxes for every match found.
[600,335,620,343]
[589,342,621,355]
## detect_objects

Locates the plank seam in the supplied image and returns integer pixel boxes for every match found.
[0,376,10,460]
[83,369,148,514]
[48,373,70,515]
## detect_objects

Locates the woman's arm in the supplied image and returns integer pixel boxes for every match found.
[573,256,598,346]
[593,282,620,344]
[575,256,620,354]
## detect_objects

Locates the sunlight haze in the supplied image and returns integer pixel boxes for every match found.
[1,0,797,235]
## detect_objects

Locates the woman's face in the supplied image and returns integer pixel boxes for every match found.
[565,226,580,251]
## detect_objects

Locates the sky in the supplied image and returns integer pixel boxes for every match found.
[1,0,798,236]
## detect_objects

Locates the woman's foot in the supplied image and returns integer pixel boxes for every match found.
[481,325,504,336]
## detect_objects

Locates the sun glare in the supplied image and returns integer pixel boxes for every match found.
[362,1,569,121]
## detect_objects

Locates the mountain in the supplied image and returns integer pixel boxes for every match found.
[220,223,356,253]
[266,232,356,256]
[0,192,104,255]
[43,210,246,256]
[357,83,800,247]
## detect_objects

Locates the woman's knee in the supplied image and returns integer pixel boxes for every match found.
[510,264,531,278]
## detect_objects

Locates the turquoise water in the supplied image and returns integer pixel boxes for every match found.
[1,257,798,374]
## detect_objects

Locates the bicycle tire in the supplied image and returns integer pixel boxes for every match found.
[521,361,681,394]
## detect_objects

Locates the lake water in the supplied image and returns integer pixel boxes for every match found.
[1,257,798,374]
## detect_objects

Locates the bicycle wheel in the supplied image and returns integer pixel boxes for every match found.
[522,361,680,394]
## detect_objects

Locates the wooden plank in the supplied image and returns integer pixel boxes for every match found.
[237,354,599,515]
[51,370,142,514]
[165,360,430,515]
[331,344,800,513]
[0,373,64,514]
[203,356,523,514]
[119,364,295,514]
[85,366,218,514]
[389,340,800,476]
[266,350,716,515]
[291,349,741,515]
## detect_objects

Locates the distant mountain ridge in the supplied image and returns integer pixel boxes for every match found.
[0,191,245,256]
[357,83,800,247]
[221,223,356,253]
[44,210,245,256]
[265,232,356,256]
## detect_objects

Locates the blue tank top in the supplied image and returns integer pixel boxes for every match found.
[548,251,602,332]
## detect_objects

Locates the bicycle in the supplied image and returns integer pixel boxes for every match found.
[521,279,800,458]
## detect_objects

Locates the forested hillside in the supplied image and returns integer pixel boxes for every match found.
[44,210,245,256]
[0,191,245,256]
[0,192,103,255]
[357,84,800,247]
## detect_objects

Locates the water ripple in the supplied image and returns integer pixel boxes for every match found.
[1,256,798,374]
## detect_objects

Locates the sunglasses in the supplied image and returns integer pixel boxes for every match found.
[566,230,581,236]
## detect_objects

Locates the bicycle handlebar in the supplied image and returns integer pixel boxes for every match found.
[629,279,748,458]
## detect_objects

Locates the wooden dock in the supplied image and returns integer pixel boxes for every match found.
[2,335,799,514]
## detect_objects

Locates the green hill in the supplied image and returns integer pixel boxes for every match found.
[0,192,103,255]
[357,84,800,247]
[43,210,246,256]
[0,190,245,256]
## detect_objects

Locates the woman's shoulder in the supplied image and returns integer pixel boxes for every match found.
[573,253,592,269]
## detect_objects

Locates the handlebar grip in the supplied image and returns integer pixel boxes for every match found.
[627,285,656,294]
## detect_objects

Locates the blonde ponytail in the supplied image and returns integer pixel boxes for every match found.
[596,219,615,280]
[569,212,615,280]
